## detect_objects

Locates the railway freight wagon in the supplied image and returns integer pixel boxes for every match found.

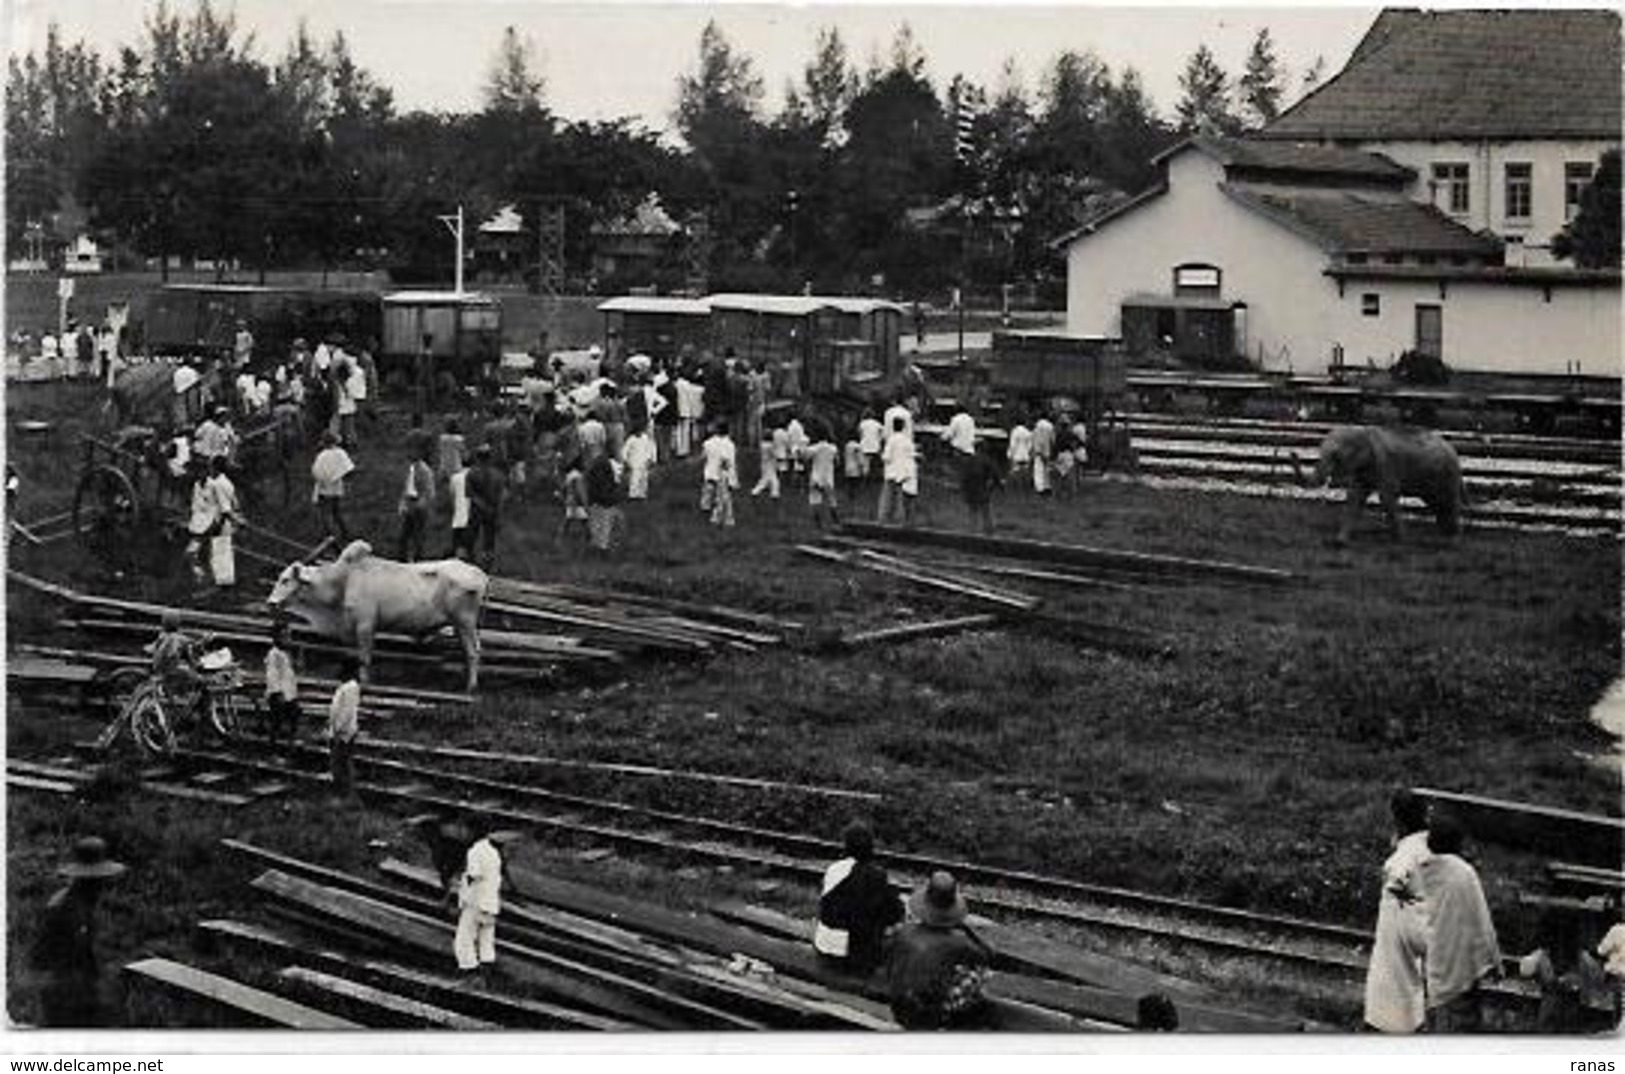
[141,284,380,363]
[380,291,502,386]
[707,294,904,399]
[989,331,1128,419]
[597,295,712,367]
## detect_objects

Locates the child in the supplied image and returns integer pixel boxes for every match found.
[959,442,1005,535]
[397,433,436,562]
[206,456,241,589]
[751,419,781,500]
[621,426,657,502]
[448,454,472,560]
[858,410,883,479]
[842,433,866,489]
[263,624,300,746]
[771,421,792,483]
[1031,414,1055,496]
[805,427,840,531]
[558,454,590,543]
[1007,420,1033,480]
[701,422,738,527]
[785,415,809,477]
[327,659,360,798]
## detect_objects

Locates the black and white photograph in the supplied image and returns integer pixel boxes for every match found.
[2,0,1621,1051]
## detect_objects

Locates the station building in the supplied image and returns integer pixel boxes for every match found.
[1058,9,1621,378]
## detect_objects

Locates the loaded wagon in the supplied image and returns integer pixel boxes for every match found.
[380,291,502,388]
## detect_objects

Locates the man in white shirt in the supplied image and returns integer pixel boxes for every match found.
[455,823,503,975]
[700,422,738,527]
[857,411,884,479]
[311,431,356,542]
[941,409,978,457]
[326,660,361,797]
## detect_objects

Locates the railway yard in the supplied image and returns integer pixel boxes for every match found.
[6,374,1621,1033]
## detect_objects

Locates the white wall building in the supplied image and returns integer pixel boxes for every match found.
[1057,9,1621,379]
[1058,137,1620,377]
[1257,9,1620,268]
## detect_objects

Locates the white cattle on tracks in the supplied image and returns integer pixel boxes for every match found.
[267,540,488,692]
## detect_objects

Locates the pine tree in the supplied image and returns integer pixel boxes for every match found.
[484,25,544,113]
[799,26,857,147]
[1239,28,1283,128]
[1175,44,1239,136]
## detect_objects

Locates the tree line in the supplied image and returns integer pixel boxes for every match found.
[8,2,1325,294]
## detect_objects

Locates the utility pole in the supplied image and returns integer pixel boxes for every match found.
[438,205,466,294]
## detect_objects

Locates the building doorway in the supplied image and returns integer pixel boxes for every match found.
[1414,304,1443,361]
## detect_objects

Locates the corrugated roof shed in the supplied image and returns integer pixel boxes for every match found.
[1262,9,1622,141]
[1220,183,1505,257]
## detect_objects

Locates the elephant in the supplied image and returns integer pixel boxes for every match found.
[1308,425,1464,545]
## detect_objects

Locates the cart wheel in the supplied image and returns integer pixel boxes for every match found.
[130,693,175,757]
[73,464,141,555]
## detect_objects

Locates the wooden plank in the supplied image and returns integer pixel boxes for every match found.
[841,614,1002,648]
[502,577,800,634]
[278,966,499,1029]
[1414,787,1625,868]
[247,866,757,1030]
[378,859,876,1031]
[140,781,253,807]
[1546,861,1625,894]
[796,545,1040,612]
[7,774,79,794]
[123,957,359,1029]
[198,919,631,1030]
[835,521,1295,586]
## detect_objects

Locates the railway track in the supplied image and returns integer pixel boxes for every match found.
[1118,414,1620,534]
[29,735,1373,983]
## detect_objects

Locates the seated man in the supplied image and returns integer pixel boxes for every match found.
[886,871,993,1029]
[146,609,201,698]
[813,823,903,975]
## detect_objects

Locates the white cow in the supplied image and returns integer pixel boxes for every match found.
[267,540,488,692]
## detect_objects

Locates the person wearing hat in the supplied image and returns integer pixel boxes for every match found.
[885,871,993,1029]
[455,816,504,977]
[814,822,903,975]
[148,607,202,702]
[29,837,126,1026]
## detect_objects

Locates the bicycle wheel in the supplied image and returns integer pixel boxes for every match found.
[130,694,176,757]
[206,693,242,740]
[102,667,147,712]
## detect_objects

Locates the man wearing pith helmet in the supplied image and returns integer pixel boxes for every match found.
[29,837,127,1026]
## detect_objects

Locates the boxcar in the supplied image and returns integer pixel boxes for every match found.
[380,291,503,385]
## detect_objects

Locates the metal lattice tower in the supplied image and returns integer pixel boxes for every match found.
[535,203,566,297]
[682,210,711,295]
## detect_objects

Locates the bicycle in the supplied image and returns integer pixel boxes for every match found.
[95,644,244,757]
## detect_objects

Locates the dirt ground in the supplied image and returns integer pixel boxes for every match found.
[6,378,1620,1027]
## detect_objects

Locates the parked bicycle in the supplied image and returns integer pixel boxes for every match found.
[95,642,244,757]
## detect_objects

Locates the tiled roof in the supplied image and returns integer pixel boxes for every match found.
[1262,9,1622,141]
[1220,183,1505,257]
[1158,135,1412,183]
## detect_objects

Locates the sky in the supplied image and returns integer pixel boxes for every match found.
[8,1,1380,131]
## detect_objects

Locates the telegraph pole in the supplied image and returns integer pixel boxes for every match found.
[438,205,466,294]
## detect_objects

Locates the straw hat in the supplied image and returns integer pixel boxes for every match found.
[910,870,967,928]
[59,837,127,881]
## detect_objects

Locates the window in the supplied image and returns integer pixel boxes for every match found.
[1361,293,1381,317]
[1566,162,1595,221]
[1172,263,1221,296]
[1432,163,1470,214]
[1504,163,1532,221]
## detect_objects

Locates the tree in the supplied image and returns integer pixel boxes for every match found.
[484,25,544,113]
[1239,28,1283,128]
[1553,150,1621,269]
[795,26,857,147]
[1300,55,1327,95]
[1175,44,1240,136]
[676,20,763,151]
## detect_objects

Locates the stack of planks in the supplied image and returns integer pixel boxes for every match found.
[8,568,624,688]
[115,837,1310,1033]
[486,577,791,656]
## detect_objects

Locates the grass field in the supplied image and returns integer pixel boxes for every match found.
[6,379,1620,1027]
